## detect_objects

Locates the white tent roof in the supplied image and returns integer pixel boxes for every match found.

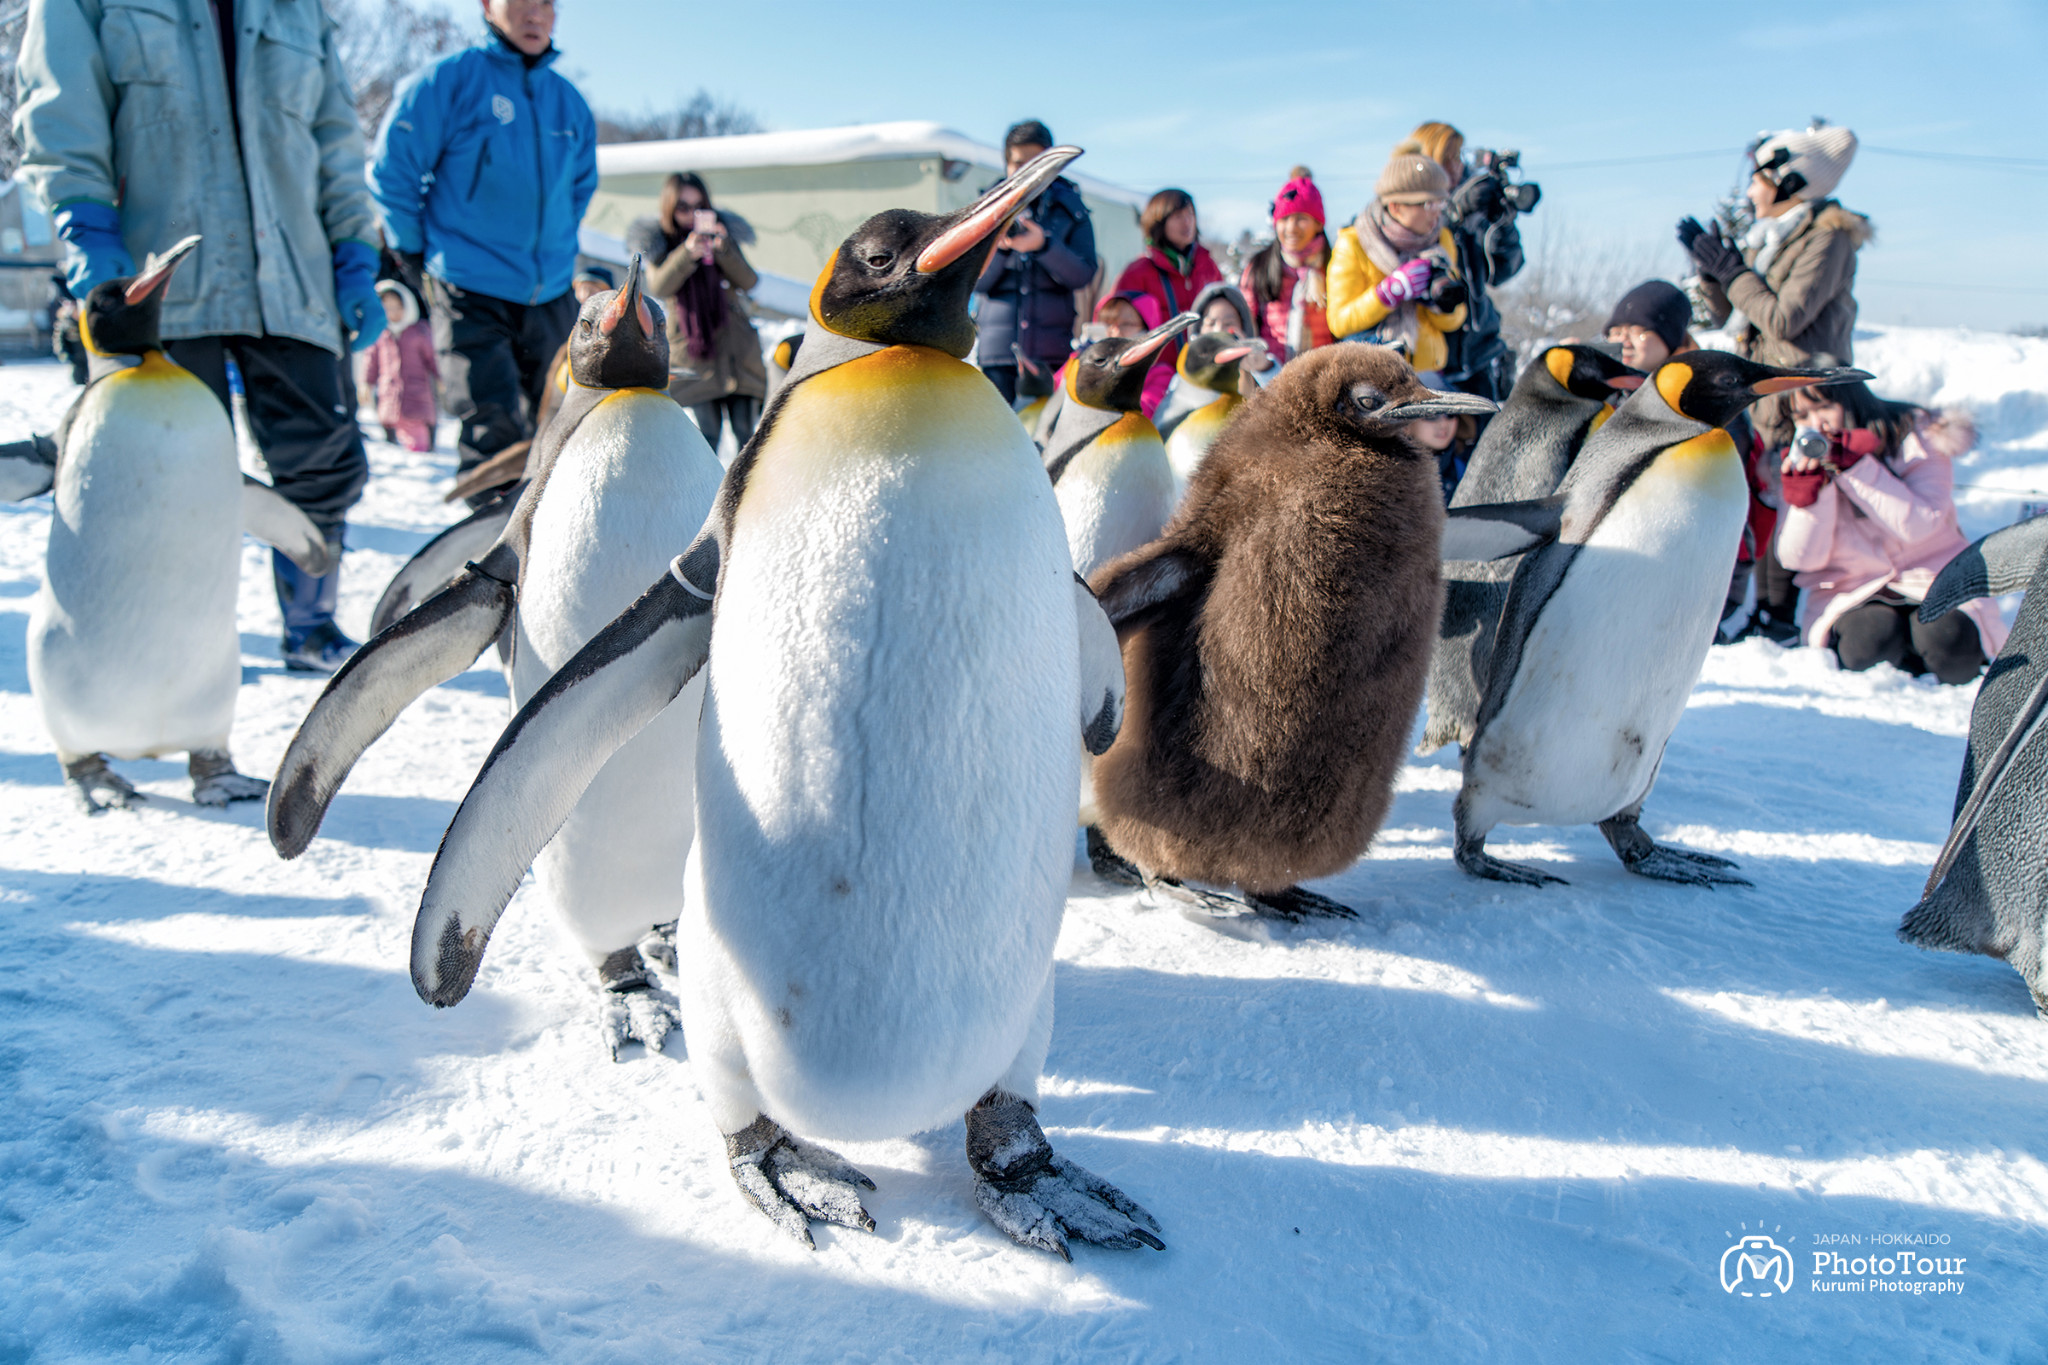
[594,120,1145,207]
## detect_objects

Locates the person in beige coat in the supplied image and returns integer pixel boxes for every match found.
[625,173,767,451]
[1680,123,1872,449]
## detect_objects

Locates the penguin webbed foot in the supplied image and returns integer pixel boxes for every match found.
[1453,834,1567,887]
[62,755,142,815]
[1599,812,1749,887]
[1085,826,1145,887]
[967,1089,1164,1261]
[597,945,681,1061]
[725,1114,877,1249]
[188,750,268,807]
[1245,885,1358,921]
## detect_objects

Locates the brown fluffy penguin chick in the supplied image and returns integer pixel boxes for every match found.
[1087,345,1496,919]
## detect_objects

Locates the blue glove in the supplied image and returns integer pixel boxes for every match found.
[333,239,385,352]
[53,200,134,296]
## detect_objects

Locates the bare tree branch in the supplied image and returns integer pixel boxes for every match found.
[596,92,760,145]
[330,0,468,140]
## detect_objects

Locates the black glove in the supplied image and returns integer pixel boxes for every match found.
[1676,216,1706,252]
[1452,172,1503,222]
[1683,223,1746,285]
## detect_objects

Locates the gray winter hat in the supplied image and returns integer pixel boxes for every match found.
[1754,123,1858,203]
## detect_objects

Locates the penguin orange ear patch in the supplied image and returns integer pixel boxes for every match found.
[1655,362,1694,414]
[1545,348,1574,388]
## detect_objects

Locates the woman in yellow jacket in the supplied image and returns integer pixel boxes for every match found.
[1326,149,1469,375]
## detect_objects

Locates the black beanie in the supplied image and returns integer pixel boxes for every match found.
[1605,281,1690,354]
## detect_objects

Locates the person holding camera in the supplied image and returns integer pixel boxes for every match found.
[627,172,767,451]
[973,120,1098,406]
[1678,122,1869,451]
[1406,123,1530,402]
[1774,379,2003,682]
[1326,151,1468,377]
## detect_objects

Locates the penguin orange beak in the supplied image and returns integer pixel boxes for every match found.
[123,234,202,306]
[600,254,655,338]
[1606,373,1646,391]
[1751,370,1862,395]
[1117,311,1201,368]
[917,145,1083,274]
[1211,344,1257,365]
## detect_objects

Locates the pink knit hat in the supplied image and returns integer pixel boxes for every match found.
[1272,174,1325,227]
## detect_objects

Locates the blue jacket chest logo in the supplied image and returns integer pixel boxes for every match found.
[492,95,515,125]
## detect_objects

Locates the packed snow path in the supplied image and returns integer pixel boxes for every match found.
[4,330,2048,1361]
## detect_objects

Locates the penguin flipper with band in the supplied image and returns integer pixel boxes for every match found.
[413,543,719,1007]
[240,475,337,575]
[1901,516,2048,1014]
[1454,353,1866,887]
[370,490,521,637]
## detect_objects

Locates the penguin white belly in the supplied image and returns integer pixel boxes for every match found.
[513,390,723,962]
[1466,437,1746,830]
[687,347,1078,1141]
[1164,396,1234,493]
[29,359,241,760]
[1056,413,1176,579]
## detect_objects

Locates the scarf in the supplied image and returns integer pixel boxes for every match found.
[1351,200,1438,355]
[670,222,728,362]
[1726,201,1814,344]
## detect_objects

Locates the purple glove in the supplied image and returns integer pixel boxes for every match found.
[1374,257,1433,309]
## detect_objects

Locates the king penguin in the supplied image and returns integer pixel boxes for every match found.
[1422,344,1643,754]
[1161,331,1264,495]
[1451,351,1866,885]
[1086,345,1495,919]
[1043,309,1199,578]
[267,256,725,1058]
[28,236,331,813]
[1900,517,2048,1014]
[401,148,1158,1260]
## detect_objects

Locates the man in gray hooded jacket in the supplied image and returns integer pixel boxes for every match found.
[15,0,385,673]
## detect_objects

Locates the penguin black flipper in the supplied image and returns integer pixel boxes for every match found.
[0,434,58,502]
[369,491,521,636]
[1440,496,1567,563]
[1921,518,2048,623]
[1090,543,1204,632]
[412,540,720,1007]
[268,554,522,857]
[240,475,336,575]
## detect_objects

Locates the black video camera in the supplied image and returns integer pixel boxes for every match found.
[1417,245,1468,311]
[1464,148,1541,217]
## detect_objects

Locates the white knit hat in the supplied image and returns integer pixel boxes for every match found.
[1753,123,1858,203]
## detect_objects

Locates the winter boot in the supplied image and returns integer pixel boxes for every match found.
[275,524,357,674]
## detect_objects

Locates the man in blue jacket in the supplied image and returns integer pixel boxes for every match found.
[972,120,1097,407]
[370,0,596,506]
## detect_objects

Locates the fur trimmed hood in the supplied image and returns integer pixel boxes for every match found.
[1913,407,1975,461]
[1814,202,1876,249]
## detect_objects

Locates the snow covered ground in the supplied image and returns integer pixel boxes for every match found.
[4,327,2048,1362]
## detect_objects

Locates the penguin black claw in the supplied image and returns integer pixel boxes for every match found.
[1084,825,1145,887]
[62,754,142,815]
[967,1091,1163,1261]
[597,945,681,1060]
[188,750,267,807]
[1453,838,1568,888]
[725,1116,878,1248]
[1599,813,1748,887]
[1245,886,1359,921]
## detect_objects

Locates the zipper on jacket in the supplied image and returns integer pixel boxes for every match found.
[469,139,492,200]
[528,67,544,304]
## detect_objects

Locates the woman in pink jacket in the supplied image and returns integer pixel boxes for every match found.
[360,280,439,452]
[1775,379,2005,682]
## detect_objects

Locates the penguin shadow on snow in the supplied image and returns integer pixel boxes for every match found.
[2,865,376,922]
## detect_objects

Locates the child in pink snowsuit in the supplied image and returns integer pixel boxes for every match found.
[361,280,438,452]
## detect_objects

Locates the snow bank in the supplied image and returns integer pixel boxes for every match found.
[2,338,2047,1361]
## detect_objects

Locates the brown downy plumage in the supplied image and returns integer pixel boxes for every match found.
[1088,345,1493,904]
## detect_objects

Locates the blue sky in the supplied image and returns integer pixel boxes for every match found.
[437,0,2048,330]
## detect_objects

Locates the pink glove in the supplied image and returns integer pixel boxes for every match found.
[1374,257,1434,309]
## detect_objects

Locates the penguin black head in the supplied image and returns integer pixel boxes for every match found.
[811,146,1082,357]
[1286,345,1497,457]
[1651,351,1873,429]
[568,253,669,390]
[81,234,200,358]
[1541,343,1645,402]
[1066,310,1200,411]
[1177,331,1266,397]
